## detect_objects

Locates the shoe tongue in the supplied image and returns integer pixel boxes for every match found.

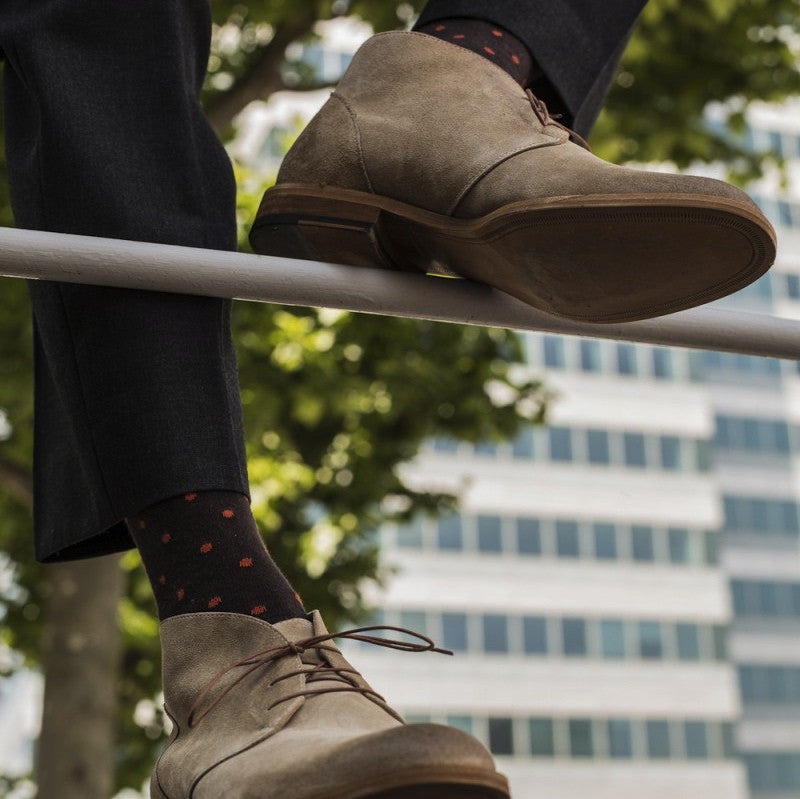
[272,614,315,642]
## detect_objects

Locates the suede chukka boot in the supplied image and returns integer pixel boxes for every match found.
[151,611,509,799]
[250,31,776,324]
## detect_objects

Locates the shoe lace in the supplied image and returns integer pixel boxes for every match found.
[526,89,591,151]
[187,625,453,727]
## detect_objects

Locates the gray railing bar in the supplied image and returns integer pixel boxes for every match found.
[0,226,796,361]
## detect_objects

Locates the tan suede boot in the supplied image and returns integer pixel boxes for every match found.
[250,31,776,324]
[151,611,509,799]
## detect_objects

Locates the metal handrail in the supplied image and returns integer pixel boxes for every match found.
[0,226,797,361]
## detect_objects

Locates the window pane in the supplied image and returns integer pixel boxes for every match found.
[624,433,647,467]
[512,427,534,459]
[529,718,555,756]
[684,722,708,759]
[660,435,681,470]
[652,348,673,379]
[523,616,548,654]
[600,619,626,658]
[400,611,427,635]
[704,530,719,565]
[483,614,509,653]
[569,719,593,757]
[543,336,565,368]
[442,613,468,652]
[438,514,463,550]
[562,618,587,656]
[397,518,423,548]
[713,626,727,660]
[616,343,638,375]
[556,520,580,558]
[580,339,602,372]
[488,718,514,755]
[646,720,671,759]
[639,621,663,659]
[593,523,617,559]
[549,427,573,461]
[608,719,633,758]
[676,623,700,660]
[477,515,502,553]
[587,429,610,464]
[632,526,654,562]
[446,715,473,735]
[667,527,690,563]
[517,518,542,554]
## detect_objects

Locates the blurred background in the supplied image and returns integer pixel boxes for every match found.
[1,1,799,797]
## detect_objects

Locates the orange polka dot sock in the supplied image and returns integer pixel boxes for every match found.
[126,491,306,623]
[416,18,537,87]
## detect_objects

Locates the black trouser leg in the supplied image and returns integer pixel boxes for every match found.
[415,0,649,136]
[0,0,248,561]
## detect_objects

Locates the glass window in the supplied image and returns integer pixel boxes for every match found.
[488,717,514,755]
[474,440,497,456]
[791,584,800,615]
[477,515,502,553]
[523,616,548,654]
[608,719,633,758]
[562,618,587,656]
[512,427,534,459]
[587,429,610,464]
[638,621,663,659]
[556,520,580,558]
[400,611,427,635]
[738,665,756,702]
[632,526,654,561]
[397,518,424,548]
[652,348,674,379]
[569,719,594,757]
[646,720,671,759]
[517,518,541,554]
[660,435,681,470]
[442,612,468,652]
[549,427,573,461]
[759,582,780,616]
[593,523,617,559]
[483,615,509,653]
[446,715,473,735]
[623,433,647,467]
[529,718,555,756]
[616,343,638,375]
[579,339,602,372]
[600,619,626,658]
[773,421,790,454]
[676,623,700,660]
[667,527,690,563]
[712,626,727,660]
[543,336,566,368]
[437,514,463,550]
[786,273,800,299]
[731,581,747,615]
[704,530,719,565]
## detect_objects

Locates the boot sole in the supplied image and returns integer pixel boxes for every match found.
[250,184,776,324]
[300,765,511,799]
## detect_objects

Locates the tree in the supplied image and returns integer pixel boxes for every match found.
[1,0,799,794]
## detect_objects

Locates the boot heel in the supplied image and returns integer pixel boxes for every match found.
[250,187,397,270]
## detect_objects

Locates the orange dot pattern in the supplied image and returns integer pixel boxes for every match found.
[418,18,533,87]
[127,490,305,623]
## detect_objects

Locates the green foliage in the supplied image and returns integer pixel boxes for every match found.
[593,0,800,181]
[1,0,799,792]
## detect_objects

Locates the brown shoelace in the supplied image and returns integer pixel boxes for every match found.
[526,89,591,151]
[188,624,453,727]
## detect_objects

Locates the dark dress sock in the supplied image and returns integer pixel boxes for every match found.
[127,491,306,624]
[417,18,537,87]
[414,0,649,137]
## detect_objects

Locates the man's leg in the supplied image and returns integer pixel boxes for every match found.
[2,3,511,798]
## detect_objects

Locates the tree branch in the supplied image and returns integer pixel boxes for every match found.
[0,454,33,509]
[205,13,320,136]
